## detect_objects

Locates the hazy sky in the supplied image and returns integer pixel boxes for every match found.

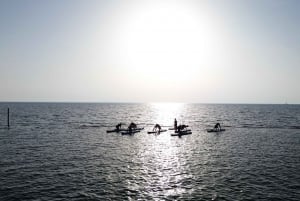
[1,0,299,103]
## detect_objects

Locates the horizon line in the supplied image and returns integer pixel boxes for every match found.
[0,101,298,105]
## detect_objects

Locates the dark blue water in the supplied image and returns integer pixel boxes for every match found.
[0,103,299,200]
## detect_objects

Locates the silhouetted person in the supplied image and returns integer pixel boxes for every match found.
[116,123,122,131]
[214,123,221,131]
[177,124,188,132]
[153,124,161,132]
[174,118,177,130]
[128,122,137,132]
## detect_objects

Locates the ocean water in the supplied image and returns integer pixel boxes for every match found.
[0,103,299,200]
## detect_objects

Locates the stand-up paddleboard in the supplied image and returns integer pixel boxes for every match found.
[206,128,225,133]
[121,128,144,135]
[147,129,167,134]
[107,127,144,133]
[121,130,140,135]
[175,129,191,133]
[171,130,192,136]
[169,125,189,131]
[106,128,127,133]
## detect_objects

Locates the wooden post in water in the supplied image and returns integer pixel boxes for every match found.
[7,108,10,129]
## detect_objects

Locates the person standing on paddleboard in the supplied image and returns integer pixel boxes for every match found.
[174,118,177,130]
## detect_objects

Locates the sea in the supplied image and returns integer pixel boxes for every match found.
[0,103,299,201]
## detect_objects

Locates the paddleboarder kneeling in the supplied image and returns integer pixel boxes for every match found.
[214,123,221,131]
[116,123,122,131]
[177,124,188,132]
[153,124,161,132]
[128,122,137,132]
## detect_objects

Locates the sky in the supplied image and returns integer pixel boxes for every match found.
[0,0,299,104]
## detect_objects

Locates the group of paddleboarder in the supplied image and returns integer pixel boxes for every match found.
[115,119,189,133]
[153,118,221,132]
[114,119,222,133]
[151,118,189,133]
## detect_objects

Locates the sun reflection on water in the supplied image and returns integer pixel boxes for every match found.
[128,102,194,199]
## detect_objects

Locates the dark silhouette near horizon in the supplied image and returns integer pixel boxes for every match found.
[214,123,221,130]
[153,124,161,132]
[116,123,122,131]
[128,122,137,132]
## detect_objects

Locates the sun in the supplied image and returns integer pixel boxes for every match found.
[114,1,220,73]
[104,1,226,102]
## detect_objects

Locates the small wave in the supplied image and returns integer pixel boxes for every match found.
[74,121,116,129]
[238,125,300,129]
[0,127,11,130]
[289,126,300,129]
[78,124,103,129]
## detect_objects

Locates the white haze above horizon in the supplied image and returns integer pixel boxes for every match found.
[0,0,299,104]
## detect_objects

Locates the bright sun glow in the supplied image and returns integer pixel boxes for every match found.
[116,1,221,71]
[106,1,228,101]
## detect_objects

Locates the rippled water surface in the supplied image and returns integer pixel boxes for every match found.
[0,103,299,200]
